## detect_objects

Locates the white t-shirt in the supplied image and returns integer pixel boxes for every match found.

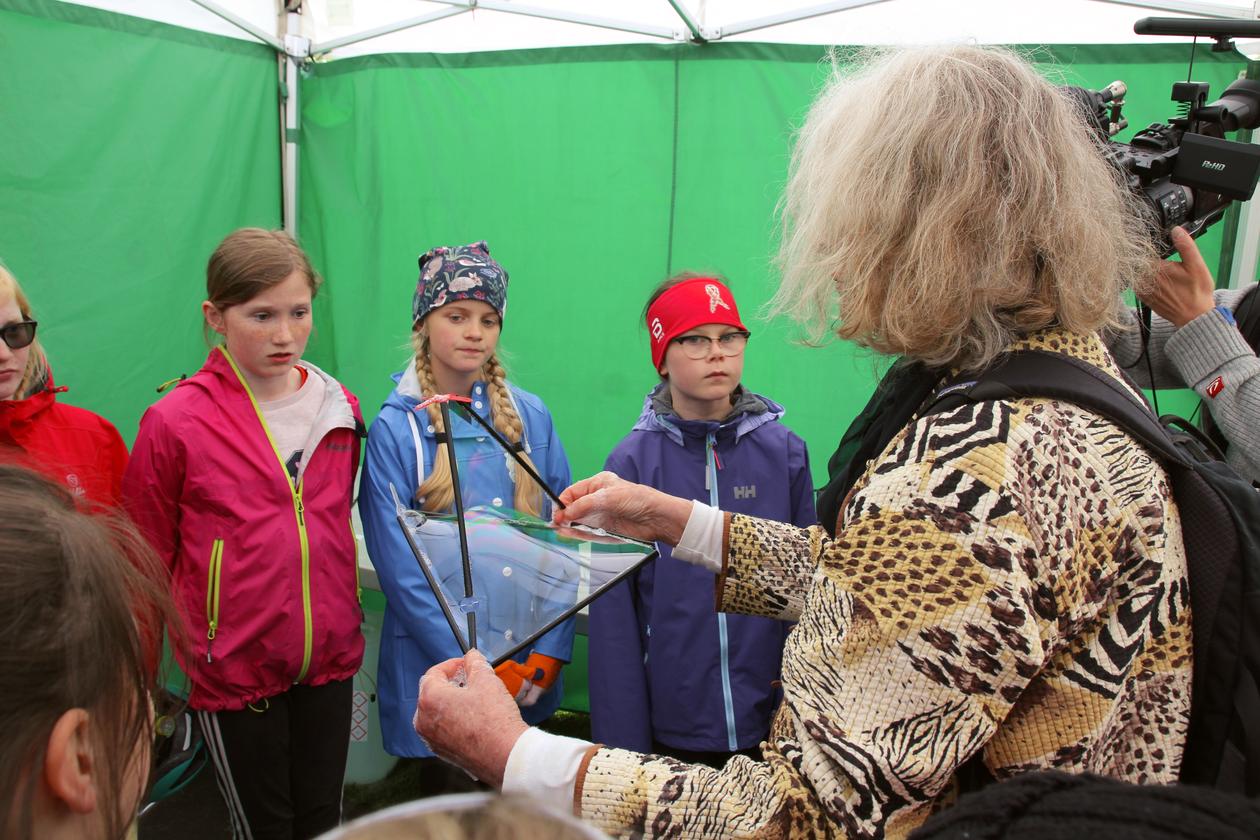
[258,368,326,480]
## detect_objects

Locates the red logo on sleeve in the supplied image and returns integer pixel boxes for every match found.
[1207,376,1225,399]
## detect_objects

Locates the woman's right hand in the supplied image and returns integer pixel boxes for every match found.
[553,471,692,546]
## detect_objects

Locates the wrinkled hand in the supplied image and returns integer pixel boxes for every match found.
[416,649,529,788]
[495,652,564,708]
[552,471,692,546]
[1141,226,1217,328]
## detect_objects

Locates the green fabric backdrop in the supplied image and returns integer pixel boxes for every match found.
[299,42,1248,481]
[0,0,281,442]
[1,3,1252,719]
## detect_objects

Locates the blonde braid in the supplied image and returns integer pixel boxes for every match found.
[411,332,456,513]
[484,353,543,517]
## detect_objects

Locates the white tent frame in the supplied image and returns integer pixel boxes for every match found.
[184,0,1260,288]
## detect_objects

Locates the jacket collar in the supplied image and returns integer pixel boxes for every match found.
[633,382,783,446]
[0,368,61,430]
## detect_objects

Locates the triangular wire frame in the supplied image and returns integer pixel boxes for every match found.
[391,394,659,666]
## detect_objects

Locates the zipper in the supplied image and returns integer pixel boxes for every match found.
[706,431,739,751]
[206,539,224,662]
[219,347,316,683]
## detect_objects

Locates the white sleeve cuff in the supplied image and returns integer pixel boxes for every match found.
[501,727,591,814]
[670,500,724,573]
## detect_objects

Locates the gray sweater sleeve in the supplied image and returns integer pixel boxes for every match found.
[1105,287,1259,484]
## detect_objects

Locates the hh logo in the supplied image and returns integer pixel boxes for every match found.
[733,485,756,500]
[1207,376,1225,399]
[650,317,665,341]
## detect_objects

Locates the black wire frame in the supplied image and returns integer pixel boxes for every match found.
[398,395,661,667]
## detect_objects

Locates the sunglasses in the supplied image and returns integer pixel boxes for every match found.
[0,320,37,350]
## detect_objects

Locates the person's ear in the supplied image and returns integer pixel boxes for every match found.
[43,709,98,815]
[202,301,226,337]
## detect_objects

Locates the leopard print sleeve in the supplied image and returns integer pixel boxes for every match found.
[717,514,825,621]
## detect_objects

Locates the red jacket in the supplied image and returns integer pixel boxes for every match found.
[0,372,128,507]
[123,348,365,711]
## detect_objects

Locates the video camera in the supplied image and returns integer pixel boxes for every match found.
[1065,17,1260,254]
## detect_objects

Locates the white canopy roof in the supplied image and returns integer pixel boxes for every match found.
[60,0,1260,58]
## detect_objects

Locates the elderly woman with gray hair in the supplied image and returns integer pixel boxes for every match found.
[414,46,1191,838]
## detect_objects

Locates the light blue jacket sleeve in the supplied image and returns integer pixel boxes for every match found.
[528,410,576,661]
[359,411,465,664]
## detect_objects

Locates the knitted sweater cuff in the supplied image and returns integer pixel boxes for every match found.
[1165,307,1254,389]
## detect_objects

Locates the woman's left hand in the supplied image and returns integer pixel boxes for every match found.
[415,649,530,788]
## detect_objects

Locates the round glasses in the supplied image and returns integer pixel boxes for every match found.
[671,330,750,360]
[0,320,37,351]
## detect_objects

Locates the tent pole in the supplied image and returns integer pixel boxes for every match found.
[716,0,893,39]
[280,8,307,237]
[312,7,470,55]
[424,0,681,40]
[1087,0,1249,18]
[185,0,284,50]
[1228,58,1260,289]
[667,1,709,42]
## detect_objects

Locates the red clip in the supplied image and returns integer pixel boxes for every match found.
[415,393,473,411]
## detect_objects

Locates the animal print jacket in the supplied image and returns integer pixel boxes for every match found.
[576,329,1192,839]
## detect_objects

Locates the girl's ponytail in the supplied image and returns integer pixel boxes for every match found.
[412,332,456,513]
[484,353,543,517]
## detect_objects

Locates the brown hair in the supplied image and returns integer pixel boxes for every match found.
[411,331,544,517]
[0,466,176,840]
[204,228,321,342]
[0,264,50,399]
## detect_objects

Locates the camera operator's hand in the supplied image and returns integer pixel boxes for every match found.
[553,471,692,547]
[1141,226,1217,328]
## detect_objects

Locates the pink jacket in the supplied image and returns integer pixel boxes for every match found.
[123,347,365,711]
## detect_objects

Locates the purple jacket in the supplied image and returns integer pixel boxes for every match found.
[589,385,815,753]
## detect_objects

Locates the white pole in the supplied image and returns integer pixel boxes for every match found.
[423,0,680,40]
[312,7,470,55]
[715,0,893,39]
[186,0,284,49]
[1087,0,1251,18]
[282,11,306,237]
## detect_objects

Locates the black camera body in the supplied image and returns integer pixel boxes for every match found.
[1066,18,1260,255]
[1071,76,1260,252]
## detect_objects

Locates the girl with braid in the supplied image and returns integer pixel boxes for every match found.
[358,241,573,791]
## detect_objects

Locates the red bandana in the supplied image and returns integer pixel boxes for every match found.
[645,277,747,371]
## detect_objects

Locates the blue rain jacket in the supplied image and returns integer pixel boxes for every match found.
[359,366,574,757]
[589,385,816,753]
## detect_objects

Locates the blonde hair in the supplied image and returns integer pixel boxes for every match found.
[0,264,50,399]
[773,46,1156,371]
[411,331,544,517]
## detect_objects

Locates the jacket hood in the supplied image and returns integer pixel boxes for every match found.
[632,382,784,446]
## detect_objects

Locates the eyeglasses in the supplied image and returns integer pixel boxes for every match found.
[671,330,751,360]
[0,320,36,350]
